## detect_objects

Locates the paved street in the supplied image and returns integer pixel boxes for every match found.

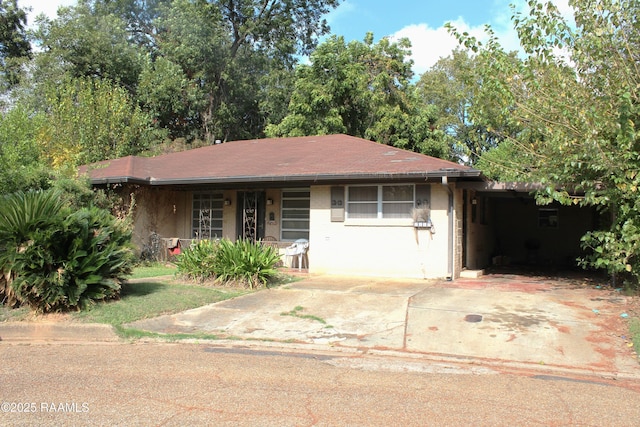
[2,342,640,426]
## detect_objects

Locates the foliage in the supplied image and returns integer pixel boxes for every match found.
[0,190,135,312]
[176,238,280,288]
[213,239,281,288]
[175,239,219,281]
[267,33,451,158]
[38,77,154,168]
[450,0,640,285]
[29,0,339,144]
[416,49,512,164]
[0,0,30,89]
[32,2,145,90]
[0,105,53,193]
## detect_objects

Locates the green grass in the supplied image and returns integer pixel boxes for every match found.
[74,281,246,326]
[280,305,328,325]
[0,305,31,322]
[630,317,640,357]
[129,263,178,279]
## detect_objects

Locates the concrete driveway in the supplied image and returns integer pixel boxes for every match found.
[128,272,640,377]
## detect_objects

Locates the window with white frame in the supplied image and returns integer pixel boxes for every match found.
[347,184,414,219]
[192,192,223,239]
[281,188,310,240]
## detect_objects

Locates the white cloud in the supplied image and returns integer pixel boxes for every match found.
[396,0,575,76]
[18,0,76,26]
[392,17,513,76]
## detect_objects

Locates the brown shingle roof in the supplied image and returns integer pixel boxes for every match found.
[81,134,481,185]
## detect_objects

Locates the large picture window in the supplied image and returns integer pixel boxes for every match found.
[192,193,223,239]
[281,188,310,240]
[347,184,414,219]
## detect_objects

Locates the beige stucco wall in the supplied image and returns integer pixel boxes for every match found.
[308,184,457,279]
[129,188,189,250]
[264,189,282,239]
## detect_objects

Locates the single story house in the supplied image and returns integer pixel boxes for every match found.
[80,134,599,279]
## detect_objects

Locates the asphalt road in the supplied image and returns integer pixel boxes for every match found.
[2,342,640,426]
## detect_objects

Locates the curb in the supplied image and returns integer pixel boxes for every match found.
[2,322,639,381]
[0,322,120,343]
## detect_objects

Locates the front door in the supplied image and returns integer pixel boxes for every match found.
[236,191,266,242]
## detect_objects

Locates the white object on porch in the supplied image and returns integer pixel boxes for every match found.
[285,239,309,270]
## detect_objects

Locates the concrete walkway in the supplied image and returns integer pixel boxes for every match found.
[125,273,640,378]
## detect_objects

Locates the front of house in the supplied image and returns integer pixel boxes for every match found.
[82,134,599,279]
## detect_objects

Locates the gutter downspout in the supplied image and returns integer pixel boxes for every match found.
[442,176,454,281]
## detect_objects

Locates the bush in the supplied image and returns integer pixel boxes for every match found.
[175,239,219,281]
[214,239,281,288]
[175,238,281,288]
[0,190,135,312]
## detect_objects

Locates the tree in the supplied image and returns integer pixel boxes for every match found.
[0,105,51,194]
[32,3,145,92]
[38,77,154,169]
[451,0,640,285]
[75,0,339,142]
[0,0,31,89]
[417,49,515,164]
[267,33,451,158]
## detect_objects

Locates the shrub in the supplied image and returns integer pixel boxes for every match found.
[175,239,219,281]
[0,190,135,312]
[214,239,280,288]
[175,238,281,288]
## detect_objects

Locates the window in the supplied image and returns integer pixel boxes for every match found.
[192,193,223,239]
[281,188,310,240]
[347,184,414,219]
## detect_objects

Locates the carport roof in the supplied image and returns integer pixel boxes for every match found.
[80,134,482,186]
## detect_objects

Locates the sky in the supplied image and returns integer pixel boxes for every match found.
[18,0,573,76]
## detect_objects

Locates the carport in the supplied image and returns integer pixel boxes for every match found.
[460,182,603,272]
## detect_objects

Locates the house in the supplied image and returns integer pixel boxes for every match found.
[81,134,599,279]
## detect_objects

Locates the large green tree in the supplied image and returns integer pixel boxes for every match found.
[417,49,516,164]
[0,105,51,194]
[33,2,145,91]
[267,33,451,158]
[452,0,640,284]
[39,77,154,169]
[45,0,339,142]
[0,0,31,90]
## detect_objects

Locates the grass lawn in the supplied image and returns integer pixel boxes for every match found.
[630,318,640,357]
[0,264,251,339]
[73,281,246,327]
[128,263,178,279]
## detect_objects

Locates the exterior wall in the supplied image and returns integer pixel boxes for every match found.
[130,188,189,250]
[309,184,454,279]
[454,190,464,278]
[125,183,464,279]
[264,188,281,240]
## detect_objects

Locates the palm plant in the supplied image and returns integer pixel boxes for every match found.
[0,190,134,312]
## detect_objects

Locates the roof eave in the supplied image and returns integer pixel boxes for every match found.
[91,169,483,186]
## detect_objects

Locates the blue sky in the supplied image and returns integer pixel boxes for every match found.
[20,0,573,75]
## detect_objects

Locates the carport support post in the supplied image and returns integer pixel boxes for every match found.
[442,175,454,281]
